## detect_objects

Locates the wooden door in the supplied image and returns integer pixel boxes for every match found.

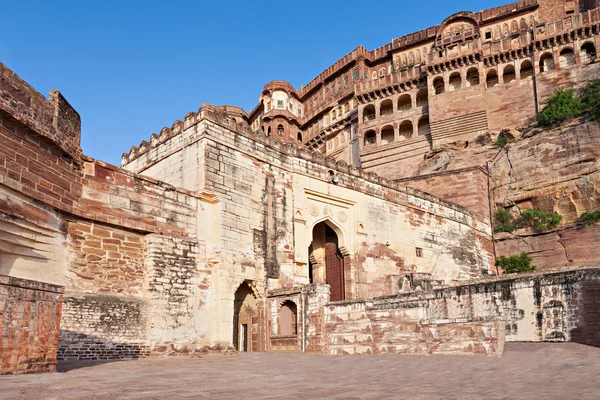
[326,243,345,301]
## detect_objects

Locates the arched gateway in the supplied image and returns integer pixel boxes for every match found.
[309,220,345,301]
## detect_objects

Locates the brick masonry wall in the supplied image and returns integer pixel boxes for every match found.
[397,167,491,222]
[0,275,63,374]
[58,294,150,361]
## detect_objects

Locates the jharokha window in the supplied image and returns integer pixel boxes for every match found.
[277,124,284,136]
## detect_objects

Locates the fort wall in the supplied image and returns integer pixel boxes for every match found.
[0,276,63,374]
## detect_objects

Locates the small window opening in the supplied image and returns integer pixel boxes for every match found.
[416,248,423,258]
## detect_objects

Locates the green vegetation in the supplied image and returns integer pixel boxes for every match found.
[519,209,562,232]
[580,210,600,227]
[536,89,584,127]
[493,208,562,233]
[536,80,600,127]
[496,252,536,274]
[494,208,517,233]
[582,80,600,121]
[492,136,509,148]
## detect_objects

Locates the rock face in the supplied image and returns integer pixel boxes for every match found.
[417,118,600,270]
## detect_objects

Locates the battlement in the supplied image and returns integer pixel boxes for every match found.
[0,62,82,163]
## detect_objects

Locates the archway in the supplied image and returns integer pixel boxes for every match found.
[233,281,257,352]
[279,300,298,336]
[309,220,345,301]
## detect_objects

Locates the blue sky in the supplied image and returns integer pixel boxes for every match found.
[0,0,505,165]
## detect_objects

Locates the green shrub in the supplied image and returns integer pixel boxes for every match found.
[494,208,517,233]
[581,210,600,227]
[519,209,562,231]
[582,80,600,121]
[496,252,536,274]
[537,89,584,127]
[493,136,509,148]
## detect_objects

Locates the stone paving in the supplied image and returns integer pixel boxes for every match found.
[1,343,599,399]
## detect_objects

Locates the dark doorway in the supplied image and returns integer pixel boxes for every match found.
[233,282,255,351]
[310,221,345,301]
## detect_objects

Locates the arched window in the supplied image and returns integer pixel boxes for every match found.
[399,120,413,140]
[510,20,518,33]
[448,72,462,91]
[363,104,376,122]
[559,48,576,69]
[267,126,271,136]
[503,65,516,83]
[380,99,393,116]
[380,125,394,145]
[277,124,284,136]
[502,23,509,36]
[519,18,527,30]
[279,301,297,336]
[297,132,303,142]
[433,77,445,94]
[539,52,554,72]
[408,52,415,66]
[486,69,499,88]
[581,42,597,64]
[466,67,480,86]
[494,25,501,39]
[364,130,376,146]
[397,94,411,112]
[520,60,534,79]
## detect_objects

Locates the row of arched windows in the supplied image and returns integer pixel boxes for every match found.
[433,43,596,94]
[363,116,430,147]
[361,90,429,123]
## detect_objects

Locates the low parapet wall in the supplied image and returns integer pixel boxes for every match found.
[322,300,504,356]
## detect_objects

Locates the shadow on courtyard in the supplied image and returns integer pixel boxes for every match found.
[57,330,147,373]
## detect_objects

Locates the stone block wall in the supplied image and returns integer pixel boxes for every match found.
[397,166,491,222]
[375,267,600,343]
[569,270,600,346]
[321,299,504,356]
[0,63,81,162]
[123,112,494,297]
[0,275,63,374]
[59,235,209,361]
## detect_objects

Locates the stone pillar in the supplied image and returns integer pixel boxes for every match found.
[302,284,330,353]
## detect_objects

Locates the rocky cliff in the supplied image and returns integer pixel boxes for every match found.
[416,118,600,270]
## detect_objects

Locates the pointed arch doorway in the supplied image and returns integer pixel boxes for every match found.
[309,220,345,302]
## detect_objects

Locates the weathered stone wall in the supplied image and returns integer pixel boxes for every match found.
[122,110,494,302]
[0,275,63,374]
[66,221,146,295]
[0,63,81,162]
[570,270,600,346]
[397,166,491,222]
[373,267,600,343]
[59,235,210,360]
[321,300,504,356]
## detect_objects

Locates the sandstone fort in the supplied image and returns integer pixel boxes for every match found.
[1,0,600,375]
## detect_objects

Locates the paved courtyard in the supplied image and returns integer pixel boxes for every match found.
[1,343,599,399]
